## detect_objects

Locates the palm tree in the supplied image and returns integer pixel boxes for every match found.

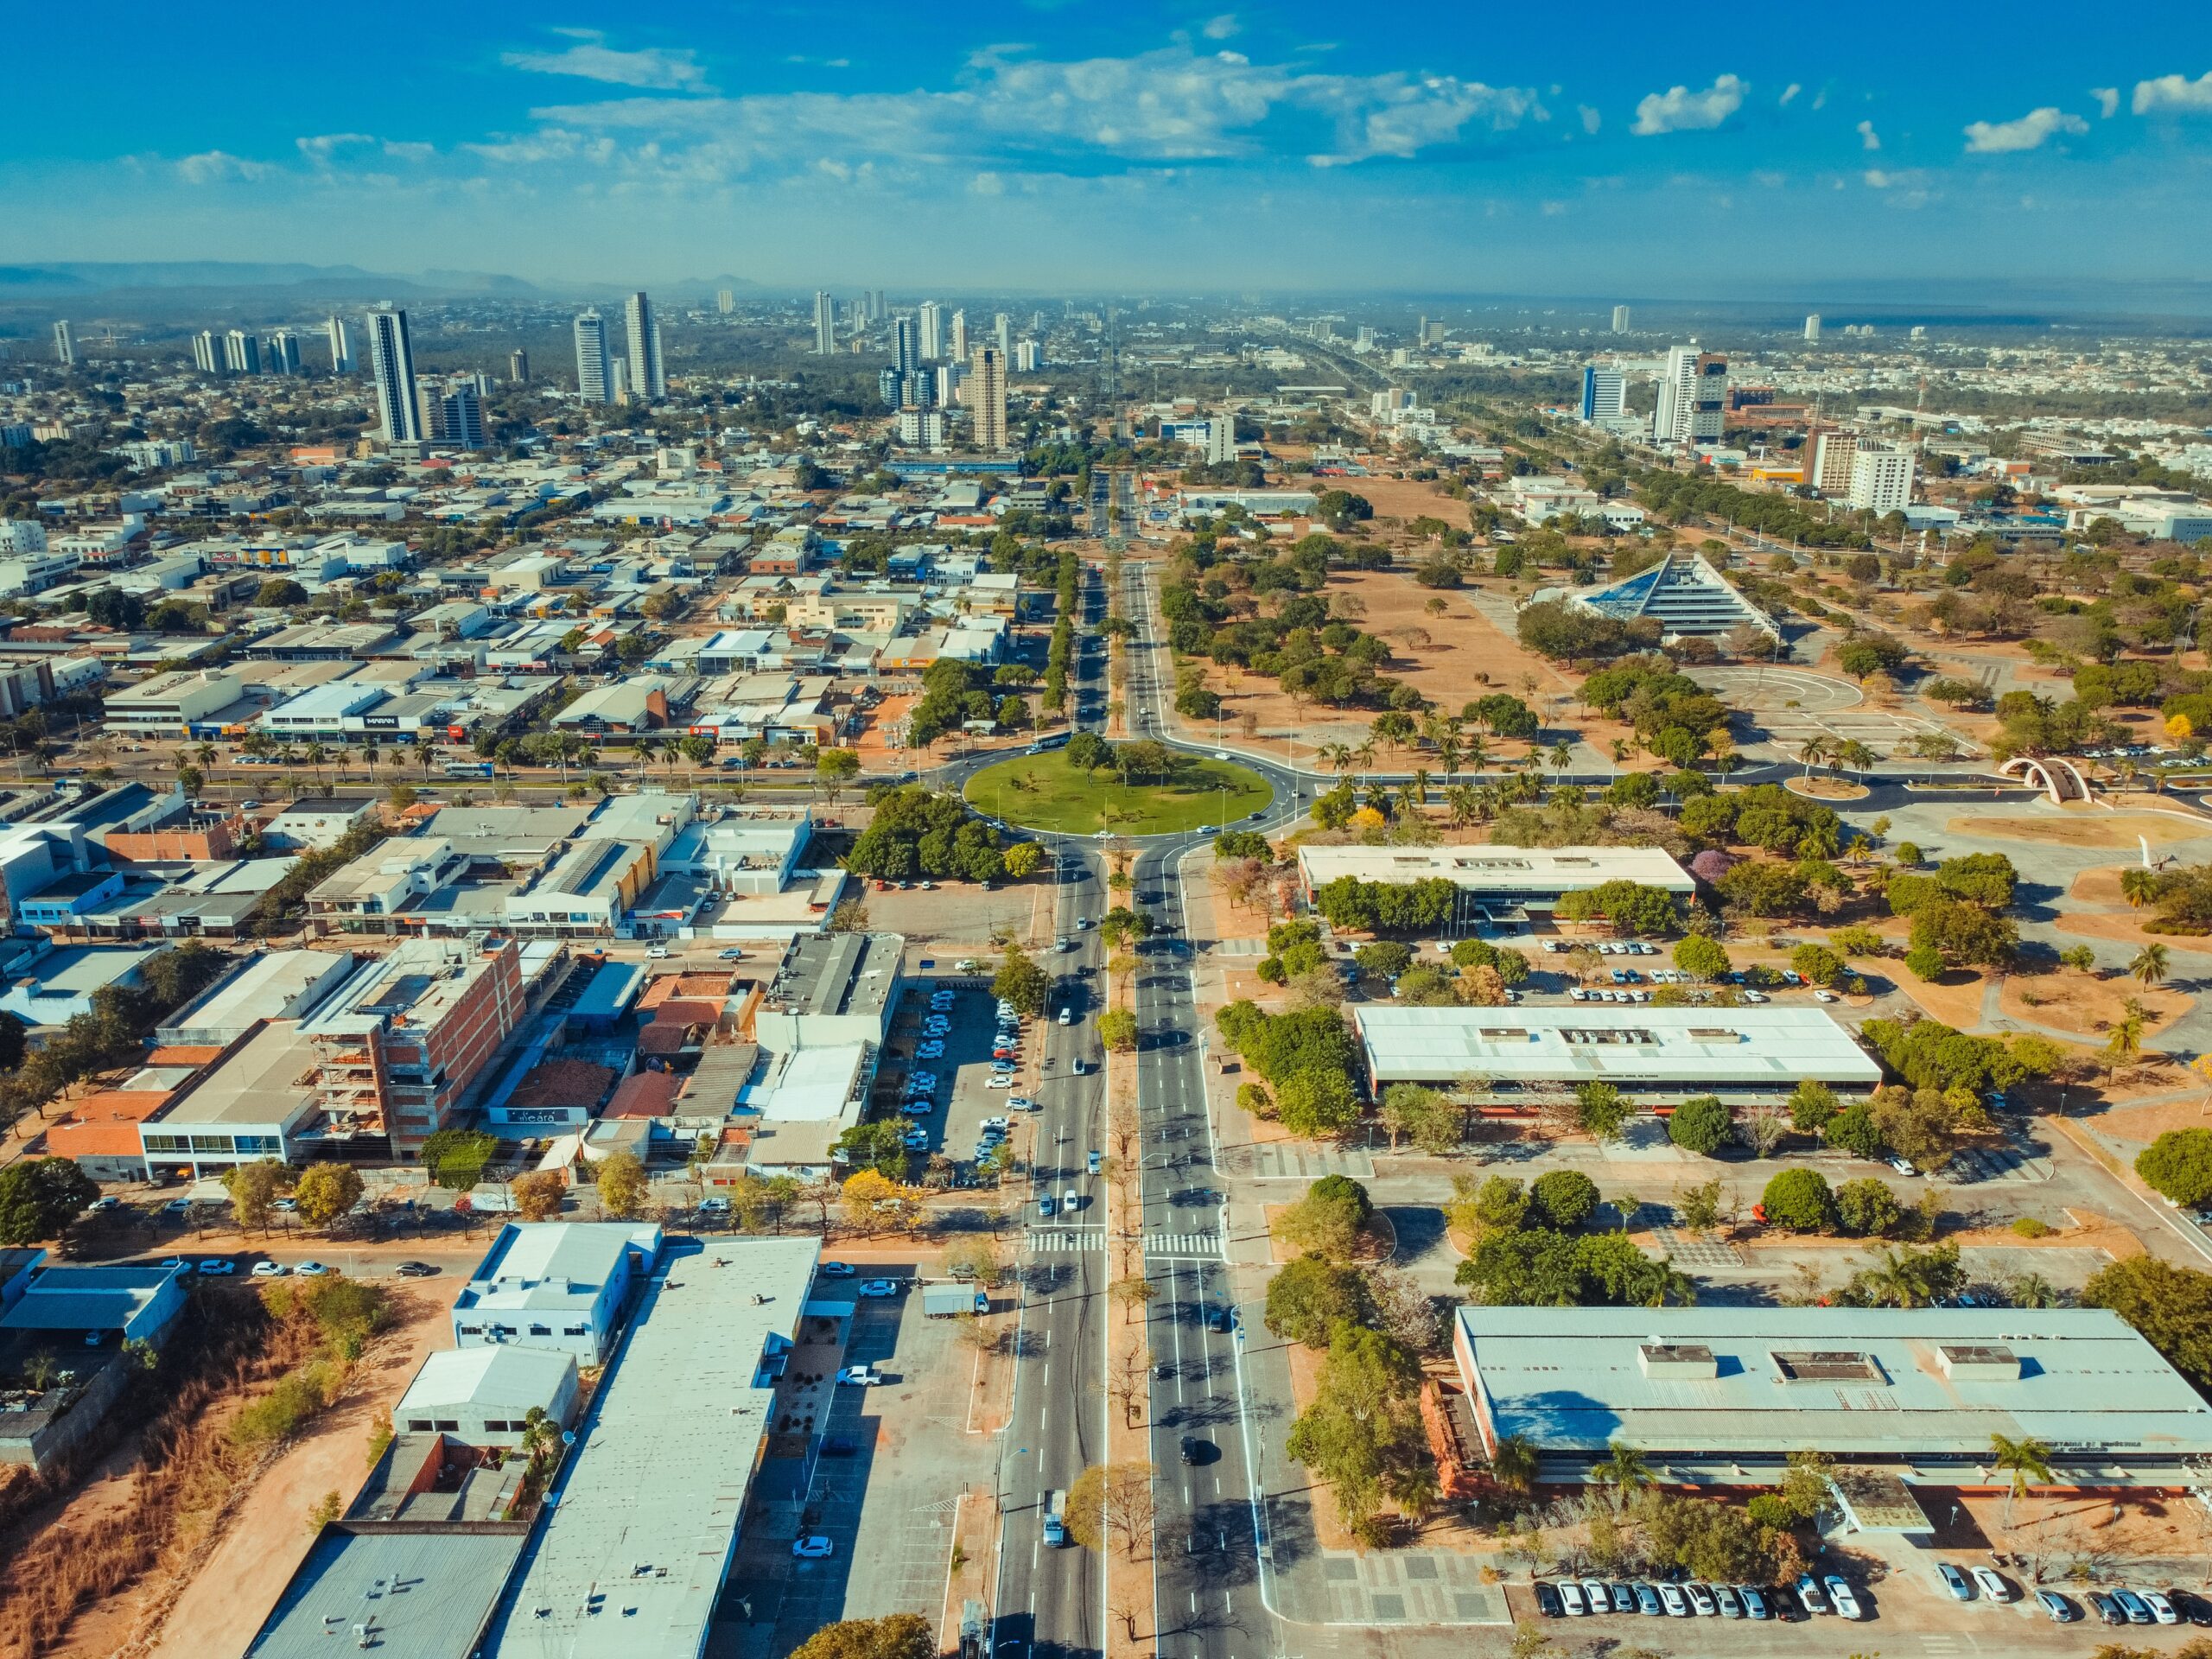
[632,734,660,782]
[2130,941,2171,990]
[2120,868,2158,910]
[1835,738,1878,777]
[1989,1433,2054,1528]
[1796,736,1830,779]
[1592,1440,1652,1496]
[1444,784,1482,828]
[1548,739,1572,779]
[1490,1433,1539,1497]
[1406,767,1432,814]
[1460,733,1489,774]
[1318,741,1353,777]
[2105,1000,2148,1073]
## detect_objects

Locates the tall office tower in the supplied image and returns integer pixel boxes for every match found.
[1415,315,1429,346]
[812,290,836,355]
[1653,344,1727,446]
[1422,319,1446,346]
[949,309,969,362]
[573,308,612,403]
[624,292,665,401]
[509,349,530,384]
[326,315,353,372]
[716,289,735,315]
[52,321,75,366]
[893,315,919,378]
[191,331,222,374]
[1611,305,1631,334]
[428,384,486,450]
[993,312,1012,359]
[365,307,425,446]
[1202,416,1236,465]
[469,371,493,397]
[268,330,302,376]
[1014,339,1041,373]
[934,363,960,407]
[1580,365,1627,423]
[610,357,632,404]
[1803,314,1822,344]
[1847,441,1915,514]
[1807,430,1859,495]
[969,346,1007,452]
[224,329,261,375]
[918,301,944,360]
[867,289,885,321]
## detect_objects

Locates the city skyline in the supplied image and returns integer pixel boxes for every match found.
[5,4,2209,293]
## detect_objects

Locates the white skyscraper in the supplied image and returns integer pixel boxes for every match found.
[1580,365,1627,422]
[813,291,836,356]
[1201,416,1236,465]
[1804,314,1822,344]
[365,308,425,446]
[624,291,665,401]
[326,315,353,373]
[573,309,612,404]
[1611,305,1631,334]
[192,331,221,374]
[52,321,75,366]
[994,312,1012,359]
[969,346,1007,452]
[918,301,944,360]
[610,357,632,404]
[1654,344,1726,446]
[1847,442,1915,514]
[224,329,260,375]
[1014,339,1041,373]
[950,309,968,362]
[716,289,735,315]
[269,329,302,375]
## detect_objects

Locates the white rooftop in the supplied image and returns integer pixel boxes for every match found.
[1354,1005,1882,1089]
[1296,843,1693,894]
[398,1344,575,1416]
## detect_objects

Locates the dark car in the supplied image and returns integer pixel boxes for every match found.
[1179,1436,1211,1465]
[2171,1589,2212,1627]
[394,1261,437,1277]
[1533,1582,1562,1618]
[1205,1305,1233,1332]
[821,1436,860,1456]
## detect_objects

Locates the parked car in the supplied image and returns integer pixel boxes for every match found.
[836,1365,882,1386]
[792,1535,836,1559]
[2037,1589,2078,1623]
[1559,1582,1587,1617]
[1793,1574,1828,1615]
[1579,1579,1607,1616]
[857,1279,900,1298]
[1713,1584,1744,1618]
[293,1261,331,1277]
[1970,1566,2013,1602]
[1633,1582,1662,1616]
[1936,1564,1973,1601]
[394,1261,436,1278]
[1685,1583,1716,1616]
[1823,1577,1863,1620]
[819,1261,856,1277]
[2087,1591,2125,1626]
[251,1260,287,1278]
[1656,1583,1688,1617]
[196,1257,235,1275]
[2113,1587,2155,1624]
[1739,1585,1770,1620]
[820,1436,860,1456]
[1532,1581,1562,1618]
[2143,1590,2179,1624]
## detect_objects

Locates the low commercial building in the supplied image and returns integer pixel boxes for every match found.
[101,668,245,731]
[480,1236,819,1659]
[137,1020,321,1177]
[396,1346,580,1448]
[1532,550,1781,643]
[753,931,903,1050]
[0,944,161,1029]
[1450,1306,2212,1503]
[452,1221,664,1365]
[1352,1005,1881,1106]
[0,1261,188,1471]
[154,950,359,1046]
[1295,844,1693,923]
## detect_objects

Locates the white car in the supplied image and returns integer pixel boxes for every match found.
[2145,1590,2179,1624]
[1008,1096,1039,1112]
[902,1129,931,1149]
[293,1261,331,1277]
[792,1535,836,1558]
[1970,1566,2014,1602]
[251,1260,287,1278]
[1888,1157,1917,1177]
[986,1073,1014,1088]
[819,1261,856,1277]
[1814,988,1839,1002]
[857,1279,900,1297]
[836,1365,882,1386]
[1823,1576,1863,1619]
[196,1257,236,1275]
[981,1116,1010,1132]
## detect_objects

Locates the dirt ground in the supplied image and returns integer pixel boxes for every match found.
[1329,475,1474,528]
[1999,970,2191,1040]
[1949,811,2212,849]
[2085,1090,2212,1147]
[1182,569,1629,759]
[124,1280,465,1659]
[1894,966,1994,1030]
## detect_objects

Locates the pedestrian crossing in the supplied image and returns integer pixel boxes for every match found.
[1025,1226,1105,1254]
[1143,1230,1222,1260]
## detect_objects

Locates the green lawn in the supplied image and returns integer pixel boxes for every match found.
[963,749,1274,836]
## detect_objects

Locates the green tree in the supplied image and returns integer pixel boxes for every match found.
[1530,1169,1600,1230]
[1274,1175,1373,1259]
[1276,1070,1362,1139]
[1592,1440,1653,1496]
[787,1614,937,1659]
[1788,1080,1840,1134]
[1673,934,1732,982]
[1833,1177,1903,1237]
[992,945,1052,1018]
[0,1157,100,1243]
[221,1159,289,1233]
[2084,1255,2212,1387]
[1574,1081,1632,1141]
[1667,1095,1733,1155]
[1263,1255,1372,1348]
[292,1162,365,1230]
[2137,1129,2212,1208]
[1098,1007,1138,1052]
[418,1128,498,1192]
[2132,941,2173,990]
[1821,1101,1886,1159]
[1378,1083,1461,1154]
[1989,1433,2054,1528]
[1760,1168,1835,1231]
[596,1148,648,1218]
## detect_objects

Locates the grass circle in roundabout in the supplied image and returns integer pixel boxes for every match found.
[963,747,1274,836]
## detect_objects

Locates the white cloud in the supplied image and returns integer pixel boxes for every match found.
[1856,118,1880,150]
[1630,73,1746,137]
[503,30,711,92]
[296,133,375,165]
[1863,168,1894,188]
[383,141,436,162]
[2093,86,2120,118]
[1962,105,2088,153]
[1779,82,1802,106]
[970,170,1007,194]
[175,150,276,184]
[1577,104,1601,134]
[1201,14,1239,39]
[2133,70,2212,115]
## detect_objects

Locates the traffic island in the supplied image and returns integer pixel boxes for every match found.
[963,750,1271,837]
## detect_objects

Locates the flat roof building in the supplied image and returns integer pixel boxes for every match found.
[453,1221,663,1365]
[155,950,359,1046]
[753,931,903,1049]
[1353,1004,1881,1104]
[482,1236,819,1659]
[1295,844,1693,918]
[138,1020,321,1178]
[396,1346,580,1448]
[1452,1306,2212,1493]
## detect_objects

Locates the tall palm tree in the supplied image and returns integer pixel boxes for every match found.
[2120,868,2159,910]
[1548,739,1572,779]
[1444,784,1482,828]
[632,734,660,782]
[1318,741,1353,777]
[2105,1001,2148,1073]
[2131,941,2171,990]
[1592,1440,1652,1496]
[1490,1433,1539,1497]
[1796,736,1830,779]
[1406,767,1432,813]
[1461,733,1489,774]
[1989,1433,2054,1528]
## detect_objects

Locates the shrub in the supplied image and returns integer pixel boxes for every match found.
[2138,1129,2212,1208]
[1822,1102,1885,1159]
[1834,1178,1903,1237]
[1760,1168,1836,1231]
[2012,1217,2054,1239]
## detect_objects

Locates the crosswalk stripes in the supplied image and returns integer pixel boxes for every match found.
[1143,1231,1222,1259]
[1024,1226,1105,1254]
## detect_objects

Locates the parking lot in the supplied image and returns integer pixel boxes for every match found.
[718,1273,985,1659]
[877,982,1041,1180]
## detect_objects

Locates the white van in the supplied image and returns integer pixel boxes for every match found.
[1057,1006,1073,1027]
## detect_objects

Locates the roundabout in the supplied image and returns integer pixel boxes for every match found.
[961,747,1274,837]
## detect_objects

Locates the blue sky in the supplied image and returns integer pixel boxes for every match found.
[10,3,2212,296]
